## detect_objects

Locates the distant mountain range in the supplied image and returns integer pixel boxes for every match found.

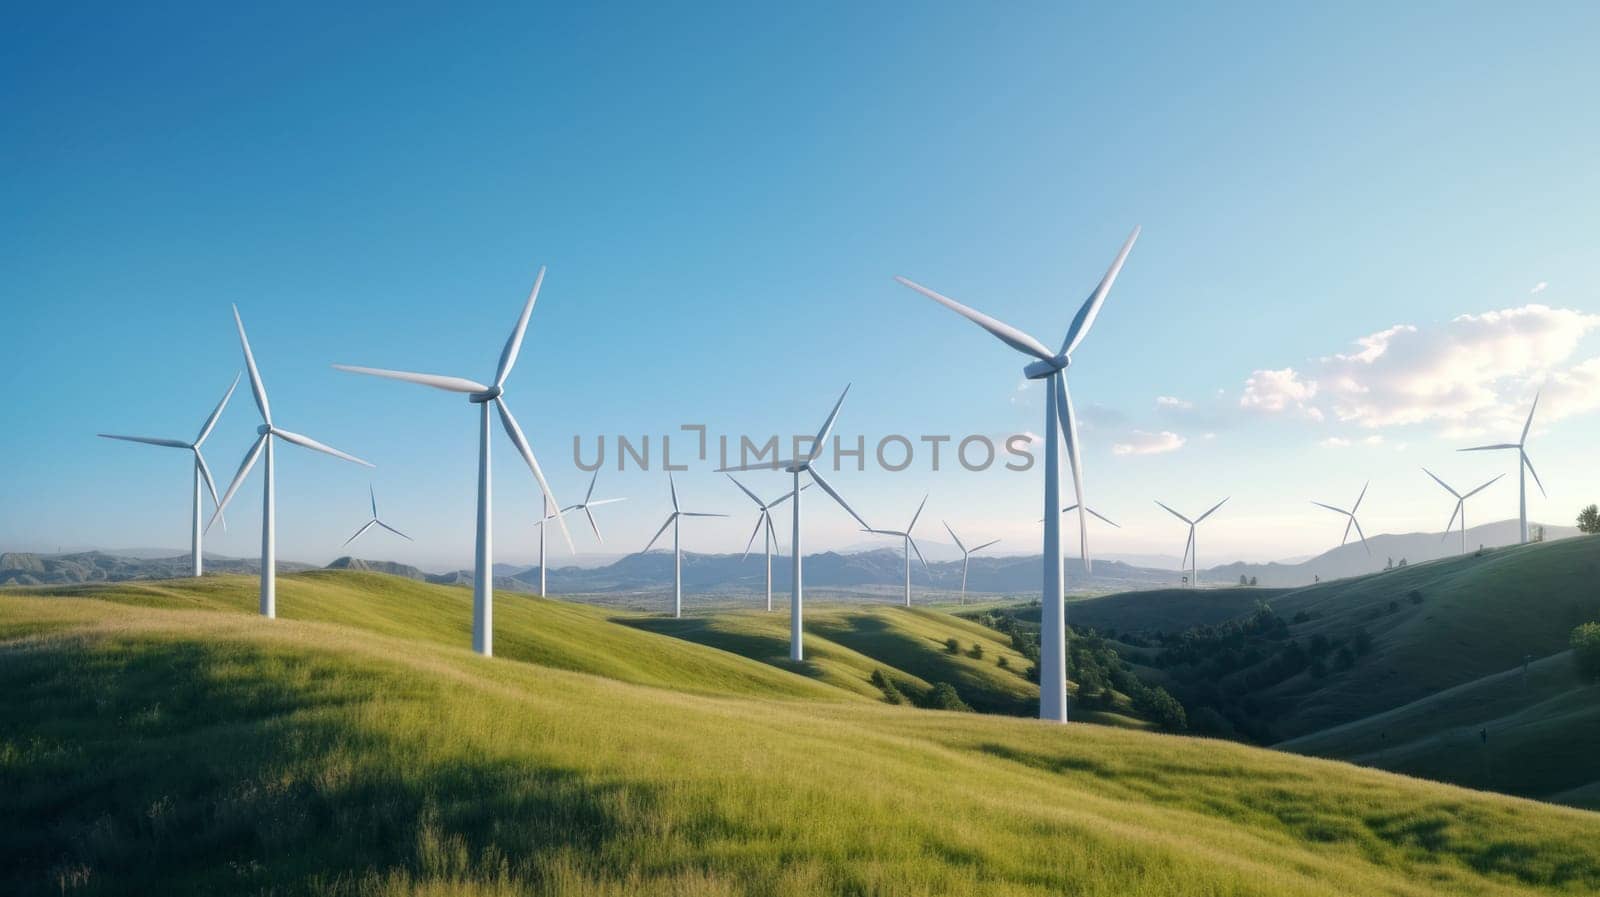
[2,519,1577,594]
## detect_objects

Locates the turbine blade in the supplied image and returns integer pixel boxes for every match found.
[1154,500,1193,525]
[767,483,807,507]
[1057,375,1089,567]
[809,384,851,461]
[942,520,966,553]
[97,434,190,449]
[1522,451,1547,498]
[494,267,545,388]
[1061,226,1140,358]
[1195,497,1229,523]
[715,457,796,472]
[232,306,272,426]
[331,364,489,394]
[585,469,598,504]
[1521,391,1540,444]
[376,520,413,542]
[1310,501,1349,515]
[1341,515,1354,546]
[669,472,680,512]
[895,276,1055,362]
[584,506,603,543]
[865,528,906,537]
[273,428,374,467]
[642,515,675,554]
[494,399,573,552]
[343,519,378,547]
[370,484,378,519]
[195,371,242,446]
[1352,518,1370,553]
[1462,473,1504,499]
[972,539,1000,553]
[1060,503,1081,513]
[808,468,869,529]
[766,515,779,556]
[908,494,928,532]
[584,498,626,507]
[195,451,226,533]
[1180,527,1193,570]
[727,474,764,508]
[679,512,728,518]
[1086,507,1120,528]
[1458,443,1518,452]
[1352,481,1369,513]
[908,536,931,575]
[1421,467,1460,498]
[1443,501,1461,539]
[208,434,267,530]
[742,514,764,560]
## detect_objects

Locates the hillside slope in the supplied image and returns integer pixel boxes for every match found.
[3,591,1598,896]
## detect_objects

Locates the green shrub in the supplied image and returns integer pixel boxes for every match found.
[996,656,1009,669]
[967,643,984,660]
[1572,623,1600,680]
[944,637,960,655]
[925,682,971,712]
[870,669,907,705]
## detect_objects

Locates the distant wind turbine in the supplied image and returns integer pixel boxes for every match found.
[641,473,727,618]
[212,307,373,618]
[942,521,999,605]
[862,494,932,607]
[1459,392,1546,544]
[1155,498,1228,587]
[344,486,412,546]
[1422,469,1504,555]
[898,227,1140,722]
[332,268,570,656]
[98,372,240,577]
[533,472,626,596]
[728,475,803,612]
[719,385,872,661]
[1311,482,1372,555]
[1042,503,1121,566]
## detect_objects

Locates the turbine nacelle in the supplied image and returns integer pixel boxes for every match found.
[468,385,504,403]
[1022,355,1071,380]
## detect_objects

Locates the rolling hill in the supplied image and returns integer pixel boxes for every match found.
[3,572,1598,896]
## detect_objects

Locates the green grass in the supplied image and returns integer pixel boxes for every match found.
[4,574,1600,895]
[1279,650,1600,808]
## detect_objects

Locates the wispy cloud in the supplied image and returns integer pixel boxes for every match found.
[1530,281,1548,295]
[1155,395,1193,410]
[1112,430,1186,456]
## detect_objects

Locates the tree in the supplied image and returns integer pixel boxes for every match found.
[1579,504,1600,535]
[1573,623,1600,681]
[1249,576,1258,587]
[944,637,960,655]
[1240,575,1249,586]
[926,682,972,712]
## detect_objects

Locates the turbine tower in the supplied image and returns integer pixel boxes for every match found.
[862,495,932,607]
[1422,468,1504,555]
[1459,392,1546,543]
[98,372,239,577]
[1311,482,1372,555]
[212,307,373,618]
[897,227,1140,722]
[641,473,726,618]
[942,521,999,605]
[332,268,570,656]
[1155,498,1228,587]
[344,486,413,546]
[719,385,872,662]
[728,475,803,612]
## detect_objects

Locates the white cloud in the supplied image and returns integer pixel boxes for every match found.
[1241,304,1600,435]
[1155,395,1193,410]
[1320,436,1352,448]
[1363,434,1384,446]
[1530,282,1548,294]
[1112,430,1186,456]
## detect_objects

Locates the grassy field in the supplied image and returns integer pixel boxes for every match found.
[4,573,1600,895]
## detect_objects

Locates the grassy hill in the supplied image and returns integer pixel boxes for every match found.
[4,577,1600,896]
[1279,650,1600,809]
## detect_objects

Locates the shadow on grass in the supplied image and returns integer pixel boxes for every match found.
[811,613,1035,716]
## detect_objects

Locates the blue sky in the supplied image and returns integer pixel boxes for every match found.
[5,2,1598,569]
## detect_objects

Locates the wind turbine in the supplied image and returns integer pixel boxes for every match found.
[862,495,932,607]
[942,521,999,605]
[641,473,727,618]
[1311,482,1371,555]
[719,385,872,661]
[344,486,412,546]
[1422,469,1504,555]
[531,474,626,596]
[332,268,570,656]
[1155,498,1228,587]
[728,475,803,612]
[897,227,1140,722]
[211,307,373,618]
[1459,392,1546,544]
[98,372,239,577]
[1042,503,1121,565]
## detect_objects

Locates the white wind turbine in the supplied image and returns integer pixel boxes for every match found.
[98,372,239,577]
[332,268,570,656]
[533,471,627,596]
[942,521,999,606]
[898,228,1140,722]
[1422,469,1504,555]
[344,486,412,546]
[212,307,373,618]
[862,495,932,608]
[1043,502,1121,566]
[1459,392,1546,544]
[641,473,727,618]
[719,385,872,661]
[1311,482,1372,555]
[1155,498,1228,587]
[728,475,803,612]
